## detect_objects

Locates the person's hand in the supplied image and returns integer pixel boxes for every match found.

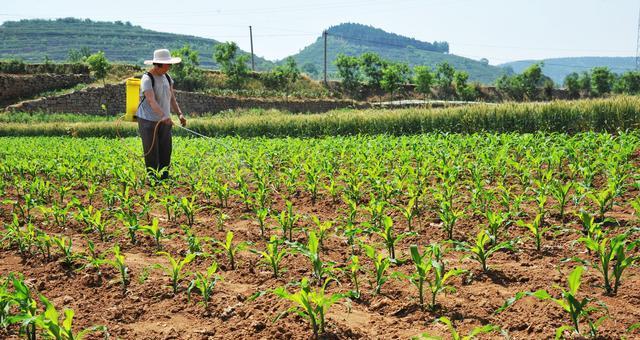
[161,117,173,126]
[179,114,187,127]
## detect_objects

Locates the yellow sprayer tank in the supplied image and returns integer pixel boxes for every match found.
[124,77,140,122]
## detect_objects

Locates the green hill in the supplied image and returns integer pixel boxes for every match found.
[0,18,274,70]
[500,57,635,84]
[287,23,511,84]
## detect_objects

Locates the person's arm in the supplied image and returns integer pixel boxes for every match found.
[170,84,186,126]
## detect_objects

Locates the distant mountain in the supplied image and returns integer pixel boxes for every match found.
[287,23,510,84]
[500,57,635,84]
[0,18,274,70]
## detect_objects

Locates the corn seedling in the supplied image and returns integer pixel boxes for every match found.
[438,201,464,240]
[288,232,334,284]
[587,188,615,221]
[35,229,52,261]
[456,229,513,273]
[484,209,509,245]
[348,255,361,299]
[517,214,551,252]
[187,261,220,308]
[310,215,333,251]
[497,266,608,339]
[577,232,639,295]
[274,201,299,242]
[36,295,106,340]
[362,243,390,295]
[81,239,105,279]
[215,231,249,270]
[376,215,413,261]
[52,235,79,268]
[157,252,196,295]
[213,208,229,231]
[255,207,269,238]
[140,218,165,249]
[550,180,573,221]
[413,316,500,340]
[251,235,287,278]
[402,244,465,311]
[182,225,205,255]
[104,245,129,294]
[273,277,346,340]
[178,195,200,227]
[5,274,38,340]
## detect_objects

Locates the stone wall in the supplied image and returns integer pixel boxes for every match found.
[6,82,371,115]
[0,74,92,106]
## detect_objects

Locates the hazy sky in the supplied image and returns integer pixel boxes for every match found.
[1,0,637,65]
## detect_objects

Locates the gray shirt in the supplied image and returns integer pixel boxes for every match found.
[135,73,173,122]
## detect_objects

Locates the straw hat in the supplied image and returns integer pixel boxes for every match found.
[144,49,182,65]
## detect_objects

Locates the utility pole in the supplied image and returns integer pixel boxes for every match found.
[249,25,255,71]
[323,30,328,85]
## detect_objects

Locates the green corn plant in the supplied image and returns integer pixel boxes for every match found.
[187,261,220,308]
[517,214,551,252]
[140,218,165,249]
[577,232,639,295]
[395,197,418,231]
[274,201,299,242]
[35,229,53,261]
[348,255,361,299]
[273,277,346,340]
[288,232,334,284]
[303,162,322,204]
[0,275,10,329]
[362,243,390,295]
[364,195,387,230]
[550,180,573,221]
[414,316,500,340]
[497,266,608,339]
[117,212,140,245]
[456,229,513,273]
[342,222,363,255]
[484,209,509,245]
[213,208,229,231]
[36,295,106,340]
[88,208,110,242]
[212,179,230,208]
[5,274,38,340]
[255,207,269,238]
[376,215,413,261]
[104,245,129,294]
[52,235,79,268]
[157,252,196,295]
[343,196,359,226]
[182,225,205,255]
[406,244,465,311]
[252,235,287,278]
[630,196,640,222]
[310,215,333,251]
[158,194,177,222]
[323,177,340,204]
[81,239,105,279]
[178,195,200,227]
[575,211,605,241]
[215,231,249,270]
[438,201,464,240]
[587,187,615,221]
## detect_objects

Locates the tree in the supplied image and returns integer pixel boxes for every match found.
[563,72,580,99]
[590,66,614,97]
[380,62,409,98]
[68,47,91,63]
[261,57,301,98]
[434,62,455,99]
[453,70,469,100]
[359,52,387,91]
[170,44,207,91]
[496,74,525,101]
[578,71,592,97]
[413,66,434,100]
[614,70,640,94]
[520,62,544,100]
[335,54,362,96]
[301,63,319,79]
[214,42,250,89]
[86,51,110,85]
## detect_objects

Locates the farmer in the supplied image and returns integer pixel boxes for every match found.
[136,48,187,181]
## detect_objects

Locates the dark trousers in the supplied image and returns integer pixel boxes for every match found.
[138,118,172,180]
